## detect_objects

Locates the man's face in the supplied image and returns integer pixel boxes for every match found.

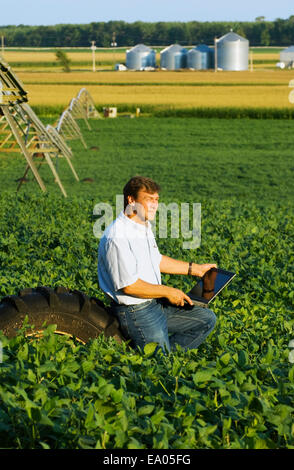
[128,190,159,222]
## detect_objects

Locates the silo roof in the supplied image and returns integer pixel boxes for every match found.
[187,44,211,54]
[161,44,186,54]
[128,44,153,52]
[218,31,248,43]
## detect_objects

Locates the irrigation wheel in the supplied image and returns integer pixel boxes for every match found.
[0,286,125,344]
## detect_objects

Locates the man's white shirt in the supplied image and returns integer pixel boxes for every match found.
[98,211,162,305]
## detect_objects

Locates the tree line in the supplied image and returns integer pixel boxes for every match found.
[0,17,294,48]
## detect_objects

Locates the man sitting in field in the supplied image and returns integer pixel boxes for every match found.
[98,175,217,352]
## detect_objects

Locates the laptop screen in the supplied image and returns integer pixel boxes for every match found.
[188,268,236,302]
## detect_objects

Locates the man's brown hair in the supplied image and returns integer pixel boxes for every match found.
[123,176,160,209]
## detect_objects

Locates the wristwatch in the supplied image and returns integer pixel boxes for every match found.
[188,262,193,275]
[203,289,214,293]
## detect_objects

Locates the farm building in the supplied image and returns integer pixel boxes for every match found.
[216,31,249,71]
[160,44,187,70]
[125,44,156,70]
[187,44,214,70]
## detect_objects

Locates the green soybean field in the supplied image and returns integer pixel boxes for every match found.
[0,116,293,449]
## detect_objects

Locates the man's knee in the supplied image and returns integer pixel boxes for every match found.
[191,306,216,333]
[206,308,217,329]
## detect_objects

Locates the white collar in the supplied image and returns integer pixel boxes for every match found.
[119,210,151,232]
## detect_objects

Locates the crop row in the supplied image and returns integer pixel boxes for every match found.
[23,83,292,110]
[19,70,294,84]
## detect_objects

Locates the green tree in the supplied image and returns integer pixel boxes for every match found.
[55,49,71,72]
[260,25,271,46]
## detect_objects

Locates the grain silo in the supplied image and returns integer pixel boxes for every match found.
[280,46,294,66]
[216,31,249,71]
[126,44,156,70]
[160,44,187,70]
[187,44,214,70]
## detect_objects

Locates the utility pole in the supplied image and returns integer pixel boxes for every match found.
[91,41,96,72]
[111,32,117,69]
[1,36,4,57]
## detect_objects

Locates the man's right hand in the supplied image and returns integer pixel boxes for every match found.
[192,263,217,277]
[165,287,193,307]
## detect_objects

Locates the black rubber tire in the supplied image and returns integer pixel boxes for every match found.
[0,286,125,344]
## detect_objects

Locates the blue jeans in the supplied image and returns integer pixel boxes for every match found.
[110,298,216,352]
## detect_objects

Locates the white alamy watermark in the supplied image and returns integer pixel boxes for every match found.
[93,195,201,249]
[289,79,294,104]
[289,339,294,363]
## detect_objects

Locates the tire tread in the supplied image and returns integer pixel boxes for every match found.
[0,286,125,343]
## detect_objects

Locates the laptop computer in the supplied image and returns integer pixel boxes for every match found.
[186,267,236,308]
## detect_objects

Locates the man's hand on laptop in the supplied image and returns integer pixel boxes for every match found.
[203,267,217,291]
[166,287,194,307]
[192,263,217,277]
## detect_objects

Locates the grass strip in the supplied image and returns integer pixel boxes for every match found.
[32,104,294,120]
[153,106,294,119]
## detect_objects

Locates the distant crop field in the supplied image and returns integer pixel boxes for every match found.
[18,69,293,85]
[3,50,126,66]
[23,81,293,110]
[2,47,293,111]
[2,46,282,71]
[11,67,294,112]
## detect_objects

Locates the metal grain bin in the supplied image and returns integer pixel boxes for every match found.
[126,44,156,70]
[160,44,187,70]
[280,46,294,66]
[216,31,249,71]
[187,44,214,70]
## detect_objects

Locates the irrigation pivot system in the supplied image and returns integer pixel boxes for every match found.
[55,88,102,149]
[0,59,101,197]
[56,108,88,149]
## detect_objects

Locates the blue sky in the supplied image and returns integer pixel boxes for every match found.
[0,0,293,26]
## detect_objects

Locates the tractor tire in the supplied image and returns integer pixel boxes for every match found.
[0,286,125,344]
